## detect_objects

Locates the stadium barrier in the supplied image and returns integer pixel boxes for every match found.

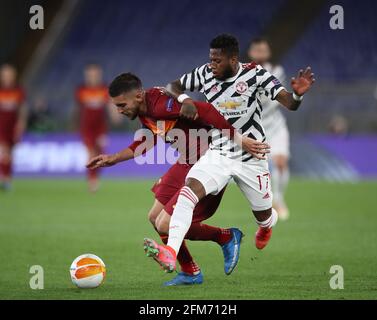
[13,133,377,179]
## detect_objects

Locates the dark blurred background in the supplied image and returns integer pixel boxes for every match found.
[1,0,376,180]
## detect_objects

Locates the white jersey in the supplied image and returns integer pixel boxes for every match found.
[260,62,288,138]
[180,62,285,162]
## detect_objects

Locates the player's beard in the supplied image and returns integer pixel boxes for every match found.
[215,65,234,81]
[123,110,137,120]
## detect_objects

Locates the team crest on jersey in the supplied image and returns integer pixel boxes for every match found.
[210,84,219,93]
[235,81,248,94]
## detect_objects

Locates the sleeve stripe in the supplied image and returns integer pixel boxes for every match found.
[196,68,203,92]
[179,64,207,92]
[256,69,267,76]
[260,75,275,88]
[271,85,284,100]
[181,74,188,90]
[190,69,196,92]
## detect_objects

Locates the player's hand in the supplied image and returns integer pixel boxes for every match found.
[291,66,315,96]
[157,87,198,120]
[241,136,270,160]
[86,154,117,169]
[180,99,198,121]
[156,86,169,95]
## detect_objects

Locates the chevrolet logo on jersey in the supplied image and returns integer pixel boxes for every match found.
[218,101,242,109]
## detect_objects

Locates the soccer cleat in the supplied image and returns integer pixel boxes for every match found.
[143,238,176,273]
[163,271,203,286]
[255,227,272,250]
[221,228,244,275]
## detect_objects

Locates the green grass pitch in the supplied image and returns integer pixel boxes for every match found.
[1,178,377,300]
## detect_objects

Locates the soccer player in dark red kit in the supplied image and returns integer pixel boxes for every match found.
[74,63,119,192]
[0,64,27,192]
[87,73,269,285]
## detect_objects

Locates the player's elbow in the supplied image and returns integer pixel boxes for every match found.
[288,103,299,111]
[166,79,184,94]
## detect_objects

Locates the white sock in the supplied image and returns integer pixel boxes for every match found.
[272,167,290,207]
[256,208,278,229]
[167,186,199,255]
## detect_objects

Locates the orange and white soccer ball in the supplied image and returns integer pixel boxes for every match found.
[70,254,106,288]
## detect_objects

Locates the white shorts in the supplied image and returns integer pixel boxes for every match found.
[266,124,290,158]
[186,149,273,211]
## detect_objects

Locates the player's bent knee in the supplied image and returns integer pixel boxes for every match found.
[185,178,206,200]
[148,211,157,226]
[147,200,164,226]
[156,218,169,234]
[156,211,171,234]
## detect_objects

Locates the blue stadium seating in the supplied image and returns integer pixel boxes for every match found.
[282,0,377,81]
[32,0,286,122]
[33,0,376,129]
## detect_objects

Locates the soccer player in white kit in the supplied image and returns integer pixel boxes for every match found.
[248,38,291,220]
[144,34,315,273]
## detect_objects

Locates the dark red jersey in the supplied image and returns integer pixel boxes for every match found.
[0,87,25,141]
[75,85,108,133]
[128,87,236,164]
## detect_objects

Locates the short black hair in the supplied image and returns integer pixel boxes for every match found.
[210,34,239,57]
[108,72,142,97]
[249,37,270,47]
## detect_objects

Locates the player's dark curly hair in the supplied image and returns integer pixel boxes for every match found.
[108,72,142,97]
[210,34,239,57]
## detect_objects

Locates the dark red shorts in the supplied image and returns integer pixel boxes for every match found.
[151,163,225,223]
[81,128,106,149]
[0,131,15,147]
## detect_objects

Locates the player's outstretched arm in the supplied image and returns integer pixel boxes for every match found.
[276,66,315,111]
[166,79,198,120]
[86,148,134,170]
[165,79,184,97]
[86,133,157,170]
